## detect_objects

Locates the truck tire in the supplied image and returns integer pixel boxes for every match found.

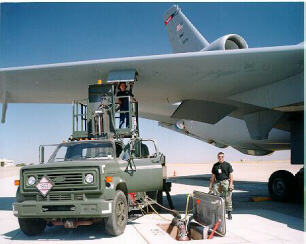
[15,187,24,202]
[268,170,294,202]
[18,218,46,236]
[105,190,128,236]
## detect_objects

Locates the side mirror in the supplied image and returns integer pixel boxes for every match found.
[160,154,166,166]
[39,146,44,164]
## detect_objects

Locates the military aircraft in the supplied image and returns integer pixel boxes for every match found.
[0,5,304,201]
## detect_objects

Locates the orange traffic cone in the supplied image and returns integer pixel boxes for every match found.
[173,170,176,177]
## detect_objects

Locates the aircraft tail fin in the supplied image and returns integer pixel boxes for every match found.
[163,5,209,53]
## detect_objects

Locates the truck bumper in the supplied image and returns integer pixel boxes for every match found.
[13,199,113,218]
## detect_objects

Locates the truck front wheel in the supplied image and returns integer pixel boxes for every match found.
[18,218,46,236]
[105,190,128,236]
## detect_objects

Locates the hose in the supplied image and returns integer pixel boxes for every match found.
[146,196,180,216]
[184,194,193,224]
[145,201,172,221]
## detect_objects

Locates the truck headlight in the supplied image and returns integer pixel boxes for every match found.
[27,176,36,186]
[85,174,94,184]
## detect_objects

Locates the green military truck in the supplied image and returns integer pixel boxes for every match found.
[13,138,166,236]
[13,80,169,236]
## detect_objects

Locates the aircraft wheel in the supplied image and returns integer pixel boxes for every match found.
[18,218,46,236]
[294,167,304,203]
[268,170,294,202]
[105,190,128,236]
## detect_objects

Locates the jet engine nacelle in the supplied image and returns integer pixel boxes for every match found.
[202,34,248,51]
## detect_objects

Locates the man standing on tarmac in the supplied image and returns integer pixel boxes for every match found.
[209,152,234,220]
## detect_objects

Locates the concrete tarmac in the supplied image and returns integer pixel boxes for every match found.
[0,162,304,243]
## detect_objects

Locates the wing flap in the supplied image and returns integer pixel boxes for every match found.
[228,72,303,109]
[171,100,236,124]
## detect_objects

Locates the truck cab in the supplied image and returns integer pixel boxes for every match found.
[13,138,165,236]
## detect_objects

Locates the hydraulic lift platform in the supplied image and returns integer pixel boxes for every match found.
[71,70,139,140]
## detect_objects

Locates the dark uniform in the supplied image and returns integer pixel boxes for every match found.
[211,161,233,212]
[117,89,133,128]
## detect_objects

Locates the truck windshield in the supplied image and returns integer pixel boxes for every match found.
[48,142,114,163]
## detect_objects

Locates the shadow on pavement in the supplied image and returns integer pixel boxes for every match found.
[0,197,15,211]
[3,222,115,241]
[164,174,304,232]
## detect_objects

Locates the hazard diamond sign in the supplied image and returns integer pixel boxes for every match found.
[36,177,53,196]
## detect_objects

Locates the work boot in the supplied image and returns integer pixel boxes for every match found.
[228,211,232,220]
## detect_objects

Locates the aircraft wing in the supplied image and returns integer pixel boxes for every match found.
[1,44,303,120]
[0,44,302,141]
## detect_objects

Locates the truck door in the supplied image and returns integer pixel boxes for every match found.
[121,139,163,192]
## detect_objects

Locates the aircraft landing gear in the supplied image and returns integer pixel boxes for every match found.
[268,168,304,203]
[268,170,294,202]
[294,167,304,203]
[269,114,305,203]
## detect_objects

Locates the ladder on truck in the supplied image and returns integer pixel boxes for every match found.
[72,70,139,140]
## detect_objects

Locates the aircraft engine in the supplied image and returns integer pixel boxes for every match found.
[201,34,248,51]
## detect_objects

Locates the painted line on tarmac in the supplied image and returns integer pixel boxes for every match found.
[132,224,150,244]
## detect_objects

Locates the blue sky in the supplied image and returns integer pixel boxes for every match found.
[0,2,304,164]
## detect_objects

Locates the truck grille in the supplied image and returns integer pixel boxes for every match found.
[37,173,83,186]
[37,193,85,201]
[23,167,100,192]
